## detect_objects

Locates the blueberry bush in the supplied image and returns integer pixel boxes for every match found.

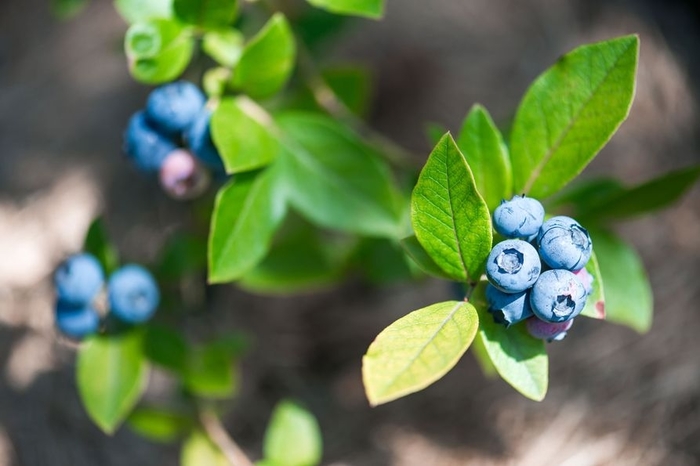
[50,0,700,463]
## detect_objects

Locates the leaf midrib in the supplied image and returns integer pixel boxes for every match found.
[522,40,635,194]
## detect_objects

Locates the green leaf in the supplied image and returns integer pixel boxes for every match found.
[127,406,192,442]
[156,233,206,281]
[240,220,342,294]
[232,14,296,99]
[362,301,479,405]
[203,67,231,98]
[181,431,228,466]
[183,342,238,398]
[208,166,287,283]
[456,104,512,211]
[174,0,238,29]
[470,333,497,378]
[472,284,548,400]
[77,330,149,434]
[211,97,280,173]
[83,218,119,275]
[115,0,172,24]
[306,0,385,19]
[411,133,493,283]
[263,401,323,466]
[323,66,372,117]
[144,325,188,375]
[548,177,624,212]
[589,230,652,333]
[276,112,404,238]
[203,29,244,67]
[399,235,454,280]
[125,19,194,84]
[578,165,700,221]
[51,0,89,19]
[580,250,605,319]
[510,35,639,198]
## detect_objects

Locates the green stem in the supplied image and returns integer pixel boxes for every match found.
[199,406,253,466]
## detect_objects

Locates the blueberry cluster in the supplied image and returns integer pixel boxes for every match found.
[124,81,225,200]
[53,254,160,339]
[485,195,594,342]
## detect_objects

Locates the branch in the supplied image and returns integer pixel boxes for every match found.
[199,407,254,466]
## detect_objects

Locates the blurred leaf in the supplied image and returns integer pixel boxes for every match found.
[323,66,372,117]
[263,401,323,466]
[548,177,624,212]
[232,14,296,99]
[181,431,228,466]
[411,133,492,283]
[276,112,404,238]
[51,0,89,19]
[156,233,207,281]
[183,341,238,398]
[203,67,230,98]
[84,218,119,275]
[125,19,194,84]
[211,97,280,173]
[578,165,700,221]
[589,230,652,333]
[115,0,173,24]
[580,250,605,319]
[174,0,238,29]
[208,166,287,283]
[306,0,385,19]
[399,235,453,280]
[203,29,244,67]
[363,301,478,405]
[294,8,348,52]
[77,330,148,434]
[472,284,548,401]
[127,406,193,443]
[457,104,512,211]
[510,35,639,198]
[240,220,342,294]
[425,122,448,146]
[353,238,413,284]
[470,334,497,378]
[144,324,188,375]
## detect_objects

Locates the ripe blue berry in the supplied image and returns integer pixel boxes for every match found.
[108,265,160,324]
[54,253,104,306]
[525,317,573,342]
[159,149,211,200]
[485,284,533,327]
[124,111,177,173]
[145,81,205,135]
[529,269,587,323]
[486,240,541,293]
[55,301,100,339]
[537,216,592,271]
[493,195,545,239]
[185,108,225,172]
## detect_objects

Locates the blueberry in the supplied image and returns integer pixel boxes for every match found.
[529,269,587,323]
[108,265,160,324]
[525,317,573,342]
[159,149,211,200]
[56,301,100,339]
[54,253,104,306]
[486,239,541,293]
[537,216,592,271]
[485,284,533,327]
[185,108,225,172]
[573,267,594,295]
[493,195,545,240]
[145,81,205,135]
[124,111,178,173]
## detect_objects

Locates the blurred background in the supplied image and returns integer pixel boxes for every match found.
[1,0,699,464]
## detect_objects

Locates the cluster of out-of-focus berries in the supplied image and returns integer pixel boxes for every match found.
[124,80,226,200]
[485,195,594,342]
[53,254,160,339]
